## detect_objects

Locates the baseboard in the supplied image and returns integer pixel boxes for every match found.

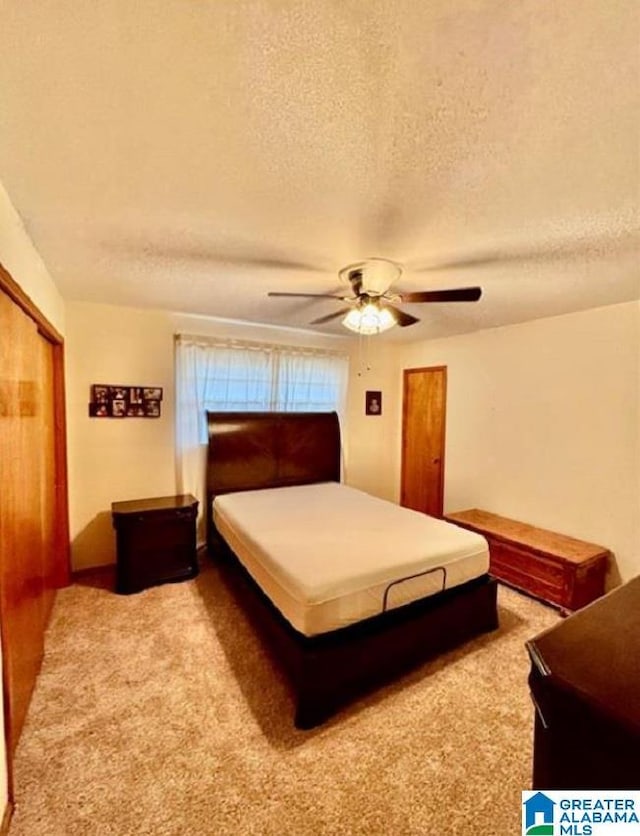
[1,800,13,835]
[71,563,116,593]
[71,563,115,580]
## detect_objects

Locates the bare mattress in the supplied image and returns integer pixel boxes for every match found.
[213,482,489,637]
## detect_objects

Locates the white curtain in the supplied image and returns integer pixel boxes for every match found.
[175,334,349,542]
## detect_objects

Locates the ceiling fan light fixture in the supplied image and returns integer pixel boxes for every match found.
[342,301,397,335]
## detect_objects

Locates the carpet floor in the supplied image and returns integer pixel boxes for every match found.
[9,560,558,836]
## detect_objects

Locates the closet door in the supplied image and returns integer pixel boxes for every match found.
[0,288,57,755]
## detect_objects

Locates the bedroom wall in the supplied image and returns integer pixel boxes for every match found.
[65,304,177,570]
[397,301,640,584]
[0,179,67,828]
[65,301,398,570]
[0,181,65,334]
[346,339,402,502]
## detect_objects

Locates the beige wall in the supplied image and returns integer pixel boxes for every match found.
[345,339,401,502]
[0,179,67,828]
[0,181,65,334]
[65,305,177,569]
[398,301,640,584]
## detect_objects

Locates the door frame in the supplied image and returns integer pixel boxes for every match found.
[400,365,447,517]
[0,262,70,800]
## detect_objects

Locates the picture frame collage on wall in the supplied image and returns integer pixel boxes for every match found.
[89,385,163,418]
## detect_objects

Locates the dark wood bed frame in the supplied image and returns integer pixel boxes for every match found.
[206,410,499,729]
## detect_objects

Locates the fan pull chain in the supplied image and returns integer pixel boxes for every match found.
[356,332,372,377]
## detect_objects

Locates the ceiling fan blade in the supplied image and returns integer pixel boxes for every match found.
[399,287,482,303]
[310,308,352,325]
[385,304,420,327]
[267,292,347,299]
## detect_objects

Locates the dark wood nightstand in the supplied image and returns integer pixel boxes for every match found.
[111,494,199,594]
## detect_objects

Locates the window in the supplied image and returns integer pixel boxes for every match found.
[175,334,349,538]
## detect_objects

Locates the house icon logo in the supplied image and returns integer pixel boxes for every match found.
[523,791,555,835]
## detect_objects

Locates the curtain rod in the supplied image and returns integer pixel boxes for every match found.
[174,332,348,359]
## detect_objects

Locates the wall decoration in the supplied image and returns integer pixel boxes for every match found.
[89,384,163,418]
[365,390,382,416]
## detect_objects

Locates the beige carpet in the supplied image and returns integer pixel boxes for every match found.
[9,560,558,836]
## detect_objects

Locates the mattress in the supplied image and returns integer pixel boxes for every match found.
[213,482,489,637]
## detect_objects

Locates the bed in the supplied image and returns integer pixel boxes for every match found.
[206,410,498,728]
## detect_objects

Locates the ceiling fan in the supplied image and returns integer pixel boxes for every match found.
[267,257,482,333]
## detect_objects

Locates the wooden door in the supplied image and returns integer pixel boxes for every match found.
[400,366,447,517]
[0,282,67,762]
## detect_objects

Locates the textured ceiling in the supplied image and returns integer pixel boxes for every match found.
[0,0,638,341]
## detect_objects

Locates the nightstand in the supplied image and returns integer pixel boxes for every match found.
[111,494,199,594]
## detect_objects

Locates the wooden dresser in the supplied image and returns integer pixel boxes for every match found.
[444,509,609,611]
[526,576,640,789]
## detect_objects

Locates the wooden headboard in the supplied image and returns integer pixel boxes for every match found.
[206,411,341,549]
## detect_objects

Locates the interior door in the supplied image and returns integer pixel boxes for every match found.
[400,366,447,517]
[0,288,59,758]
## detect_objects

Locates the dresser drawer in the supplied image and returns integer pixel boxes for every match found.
[489,540,565,586]
[121,514,196,553]
[489,540,566,604]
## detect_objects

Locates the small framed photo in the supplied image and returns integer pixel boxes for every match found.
[89,402,109,417]
[143,387,163,401]
[129,387,143,404]
[144,399,161,418]
[126,404,146,417]
[93,385,110,403]
[365,390,382,416]
[111,399,127,417]
[112,386,128,401]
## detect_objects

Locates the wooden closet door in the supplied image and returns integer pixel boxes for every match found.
[400,366,447,518]
[0,289,55,755]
